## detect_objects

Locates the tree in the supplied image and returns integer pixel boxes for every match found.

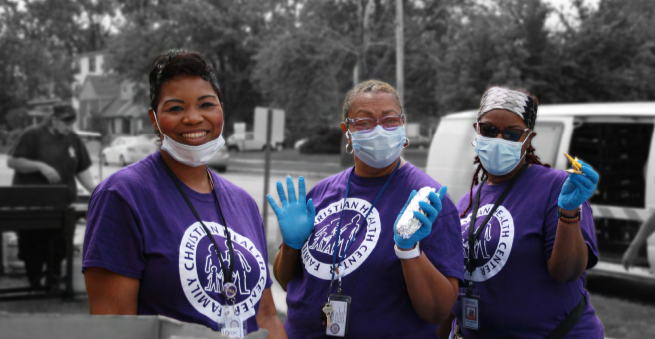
[104,0,281,134]
[0,0,112,126]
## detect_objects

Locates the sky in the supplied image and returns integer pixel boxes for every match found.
[542,0,601,30]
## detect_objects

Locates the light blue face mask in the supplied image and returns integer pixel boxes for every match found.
[348,125,407,169]
[474,132,531,176]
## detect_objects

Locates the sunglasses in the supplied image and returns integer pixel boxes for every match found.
[347,114,405,133]
[474,122,529,142]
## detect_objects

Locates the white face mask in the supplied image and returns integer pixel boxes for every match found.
[153,112,225,167]
[348,125,407,168]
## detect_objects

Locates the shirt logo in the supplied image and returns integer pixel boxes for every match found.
[69,146,76,158]
[302,198,381,280]
[179,222,267,323]
[460,204,515,282]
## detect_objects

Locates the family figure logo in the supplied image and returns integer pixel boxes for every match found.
[179,222,267,323]
[460,204,515,282]
[204,242,252,295]
[302,198,381,280]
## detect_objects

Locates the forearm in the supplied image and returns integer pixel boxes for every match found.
[401,253,459,324]
[257,314,287,339]
[77,168,97,193]
[7,156,45,173]
[273,244,302,291]
[256,289,288,339]
[630,212,655,247]
[548,215,588,283]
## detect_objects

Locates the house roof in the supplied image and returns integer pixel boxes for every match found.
[101,98,148,119]
[83,75,120,98]
[74,50,106,61]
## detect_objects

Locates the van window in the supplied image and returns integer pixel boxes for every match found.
[569,121,654,266]
[531,122,564,166]
[569,122,653,208]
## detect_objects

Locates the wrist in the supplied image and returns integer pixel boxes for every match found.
[559,208,579,217]
[395,242,421,259]
[397,243,417,251]
[557,207,581,224]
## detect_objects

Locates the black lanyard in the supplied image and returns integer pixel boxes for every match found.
[162,162,235,288]
[465,163,528,296]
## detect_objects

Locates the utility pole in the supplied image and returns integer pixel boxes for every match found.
[396,0,404,105]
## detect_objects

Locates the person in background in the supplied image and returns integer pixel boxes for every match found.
[622,213,655,270]
[7,103,96,291]
[440,87,603,339]
[82,50,286,338]
[268,80,463,338]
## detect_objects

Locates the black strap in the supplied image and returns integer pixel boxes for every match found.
[546,296,586,339]
[466,164,529,284]
[162,162,235,286]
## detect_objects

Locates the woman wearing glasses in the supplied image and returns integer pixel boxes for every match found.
[267,80,463,338]
[440,87,603,339]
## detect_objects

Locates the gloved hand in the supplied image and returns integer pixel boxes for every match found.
[394,186,447,249]
[558,160,599,211]
[267,176,316,249]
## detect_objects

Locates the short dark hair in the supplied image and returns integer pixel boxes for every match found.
[149,50,222,113]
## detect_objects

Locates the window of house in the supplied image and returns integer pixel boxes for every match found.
[89,56,96,73]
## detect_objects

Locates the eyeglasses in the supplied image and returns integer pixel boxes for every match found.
[347,114,405,133]
[58,117,76,126]
[474,122,529,142]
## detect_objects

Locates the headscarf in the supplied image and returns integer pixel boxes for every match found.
[478,87,538,130]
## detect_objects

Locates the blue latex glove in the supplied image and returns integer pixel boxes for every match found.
[267,176,316,249]
[393,186,448,249]
[558,160,599,211]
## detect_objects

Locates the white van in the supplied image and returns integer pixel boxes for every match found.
[426,102,655,282]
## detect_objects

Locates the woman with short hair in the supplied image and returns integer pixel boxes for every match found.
[441,87,604,339]
[268,80,463,338]
[83,50,286,338]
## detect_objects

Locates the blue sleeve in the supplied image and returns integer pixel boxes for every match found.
[421,193,465,284]
[543,178,599,269]
[82,189,146,279]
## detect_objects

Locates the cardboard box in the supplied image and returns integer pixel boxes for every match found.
[0,313,268,339]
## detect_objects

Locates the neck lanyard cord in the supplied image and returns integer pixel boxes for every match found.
[330,160,401,281]
[465,163,528,294]
[162,162,235,285]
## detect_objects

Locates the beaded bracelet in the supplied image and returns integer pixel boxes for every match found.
[558,208,581,224]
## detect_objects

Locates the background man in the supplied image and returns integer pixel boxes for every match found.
[7,103,96,291]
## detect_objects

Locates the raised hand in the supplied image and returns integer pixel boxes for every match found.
[558,160,599,211]
[394,186,448,249]
[267,176,316,249]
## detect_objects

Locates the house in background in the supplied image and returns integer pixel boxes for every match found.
[71,51,105,126]
[78,75,149,136]
[73,51,149,136]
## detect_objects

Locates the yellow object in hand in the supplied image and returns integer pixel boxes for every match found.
[564,153,583,174]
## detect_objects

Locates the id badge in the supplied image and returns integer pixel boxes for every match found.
[325,294,351,337]
[458,287,480,331]
[218,309,247,338]
[461,297,479,330]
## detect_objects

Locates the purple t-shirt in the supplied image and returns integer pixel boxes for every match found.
[284,163,464,338]
[83,152,272,332]
[453,164,603,338]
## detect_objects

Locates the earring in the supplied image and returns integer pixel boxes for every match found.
[345,143,354,154]
[154,129,162,146]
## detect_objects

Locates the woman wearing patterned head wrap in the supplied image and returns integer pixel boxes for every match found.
[439,87,604,339]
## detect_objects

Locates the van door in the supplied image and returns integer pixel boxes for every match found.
[568,117,654,267]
